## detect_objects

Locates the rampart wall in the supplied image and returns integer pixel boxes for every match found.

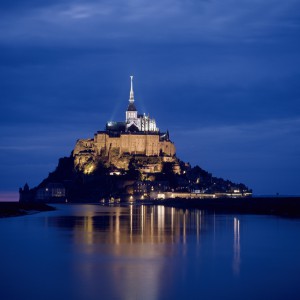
[94,133,175,157]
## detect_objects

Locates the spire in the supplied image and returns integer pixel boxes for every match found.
[126,75,137,112]
[129,75,134,102]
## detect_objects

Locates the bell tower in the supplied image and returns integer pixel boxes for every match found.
[126,75,138,123]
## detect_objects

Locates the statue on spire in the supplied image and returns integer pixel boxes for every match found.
[129,75,134,102]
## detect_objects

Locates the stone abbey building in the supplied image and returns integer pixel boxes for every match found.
[19,76,251,203]
[73,76,177,174]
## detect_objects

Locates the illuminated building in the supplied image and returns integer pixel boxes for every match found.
[36,183,66,201]
[73,76,178,173]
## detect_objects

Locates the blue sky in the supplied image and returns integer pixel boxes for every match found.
[1,0,300,197]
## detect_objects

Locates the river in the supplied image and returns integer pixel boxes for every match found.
[1,204,300,300]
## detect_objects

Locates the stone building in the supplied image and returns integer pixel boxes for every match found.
[74,76,178,174]
[36,183,66,201]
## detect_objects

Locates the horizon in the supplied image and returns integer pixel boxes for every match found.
[1,0,300,197]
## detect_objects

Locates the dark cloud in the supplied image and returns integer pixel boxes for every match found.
[174,118,300,194]
[0,0,300,195]
[1,0,299,45]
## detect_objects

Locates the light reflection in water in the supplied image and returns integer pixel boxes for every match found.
[2,204,300,300]
[46,205,241,299]
[233,217,241,275]
[54,205,206,248]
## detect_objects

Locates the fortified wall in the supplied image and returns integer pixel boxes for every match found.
[73,132,176,173]
[94,132,175,156]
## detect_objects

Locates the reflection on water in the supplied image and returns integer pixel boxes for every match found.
[233,217,240,275]
[46,205,206,248]
[45,205,205,262]
[44,205,229,299]
[2,204,300,300]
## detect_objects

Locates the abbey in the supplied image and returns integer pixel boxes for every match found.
[19,76,252,203]
[73,76,177,173]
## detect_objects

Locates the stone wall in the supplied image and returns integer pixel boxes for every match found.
[73,132,177,173]
[94,132,175,157]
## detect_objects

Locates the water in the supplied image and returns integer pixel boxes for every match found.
[1,204,300,300]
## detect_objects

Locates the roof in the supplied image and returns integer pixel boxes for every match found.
[159,131,170,141]
[127,123,139,132]
[127,102,137,111]
[106,122,126,132]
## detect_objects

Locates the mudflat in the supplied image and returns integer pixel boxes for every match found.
[0,202,55,218]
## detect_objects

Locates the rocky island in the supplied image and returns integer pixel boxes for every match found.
[20,76,251,203]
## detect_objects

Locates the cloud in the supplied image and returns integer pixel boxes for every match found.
[0,0,299,45]
[174,118,300,160]
[0,0,299,194]
[59,4,106,19]
[177,117,300,138]
[173,117,300,194]
[183,118,300,170]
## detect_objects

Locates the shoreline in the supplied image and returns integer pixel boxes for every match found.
[139,197,300,217]
[3,196,300,218]
[0,202,56,218]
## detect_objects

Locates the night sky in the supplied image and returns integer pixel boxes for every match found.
[1,0,300,199]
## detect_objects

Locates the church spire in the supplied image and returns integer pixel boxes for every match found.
[126,75,137,116]
[129,75,134,102]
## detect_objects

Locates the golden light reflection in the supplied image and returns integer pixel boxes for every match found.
[233,217,241,275]
[47,205,238,299]
[46,204,248,299]
[183,211,186,244]
[67,205,206,254]
[73,206,96,248]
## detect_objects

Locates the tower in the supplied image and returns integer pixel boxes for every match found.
[126,76,138,126]
[124,75,158,132]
